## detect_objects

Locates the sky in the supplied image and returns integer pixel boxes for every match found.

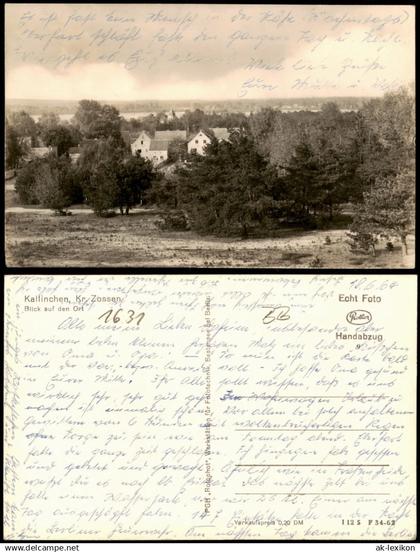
[5,3,415,101]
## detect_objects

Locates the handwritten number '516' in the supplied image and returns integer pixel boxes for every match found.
[98,309,145,325]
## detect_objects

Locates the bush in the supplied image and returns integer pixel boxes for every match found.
[158,211,190,231]
[346,230,378,256]
[350,170,415,255]
[303,218,318,230]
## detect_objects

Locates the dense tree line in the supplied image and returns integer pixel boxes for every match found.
[348,87,415,254]
[155,87,414,249]
[15,140,155,216]
[121,109,249,135]
[11,101,155,216]
[6,100,127,170]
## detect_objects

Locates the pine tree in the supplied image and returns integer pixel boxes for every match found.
[174,131,277,237]
[282,142,321,225]
[349,169,415,255]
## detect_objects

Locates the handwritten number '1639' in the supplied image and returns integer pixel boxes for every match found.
[98,309,145,325]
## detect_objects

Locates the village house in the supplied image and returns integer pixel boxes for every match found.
[131,130,187,165]
[130,130,151,157]
[187,129,211,155]
[148,140,169,164]
[187,128,230,155]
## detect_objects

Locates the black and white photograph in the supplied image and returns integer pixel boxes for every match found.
[5,3,415,267]
[2,3,419,547]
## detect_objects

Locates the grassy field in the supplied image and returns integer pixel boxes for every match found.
[5,207,414,268]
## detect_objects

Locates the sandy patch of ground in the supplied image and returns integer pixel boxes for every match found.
[5,210,414,268]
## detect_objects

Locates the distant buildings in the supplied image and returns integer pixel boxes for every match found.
[130,128,230,165]
[47,127,232,168]
[156,110,177,124]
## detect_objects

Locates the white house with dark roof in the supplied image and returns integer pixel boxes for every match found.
[130,130,187,165]
[130,130,152,157]
[187,128,230,155]
[187,129,212,155]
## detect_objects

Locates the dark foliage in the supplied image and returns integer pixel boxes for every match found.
[77,139,156,216]
[173,131,278,237]
[15,159,44,204]
[15,155,83,210]
[6,125,28,169]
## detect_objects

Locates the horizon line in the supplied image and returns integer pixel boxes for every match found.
[5,95,381,103]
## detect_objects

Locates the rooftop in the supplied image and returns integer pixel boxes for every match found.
[155,130,187,140]
[211,127,230,141]
[187,127,230,142]
[149,140,171,151]
[122,130,140,145]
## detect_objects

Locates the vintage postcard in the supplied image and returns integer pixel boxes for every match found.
[4,4,415,268]
[4,274,417,541]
